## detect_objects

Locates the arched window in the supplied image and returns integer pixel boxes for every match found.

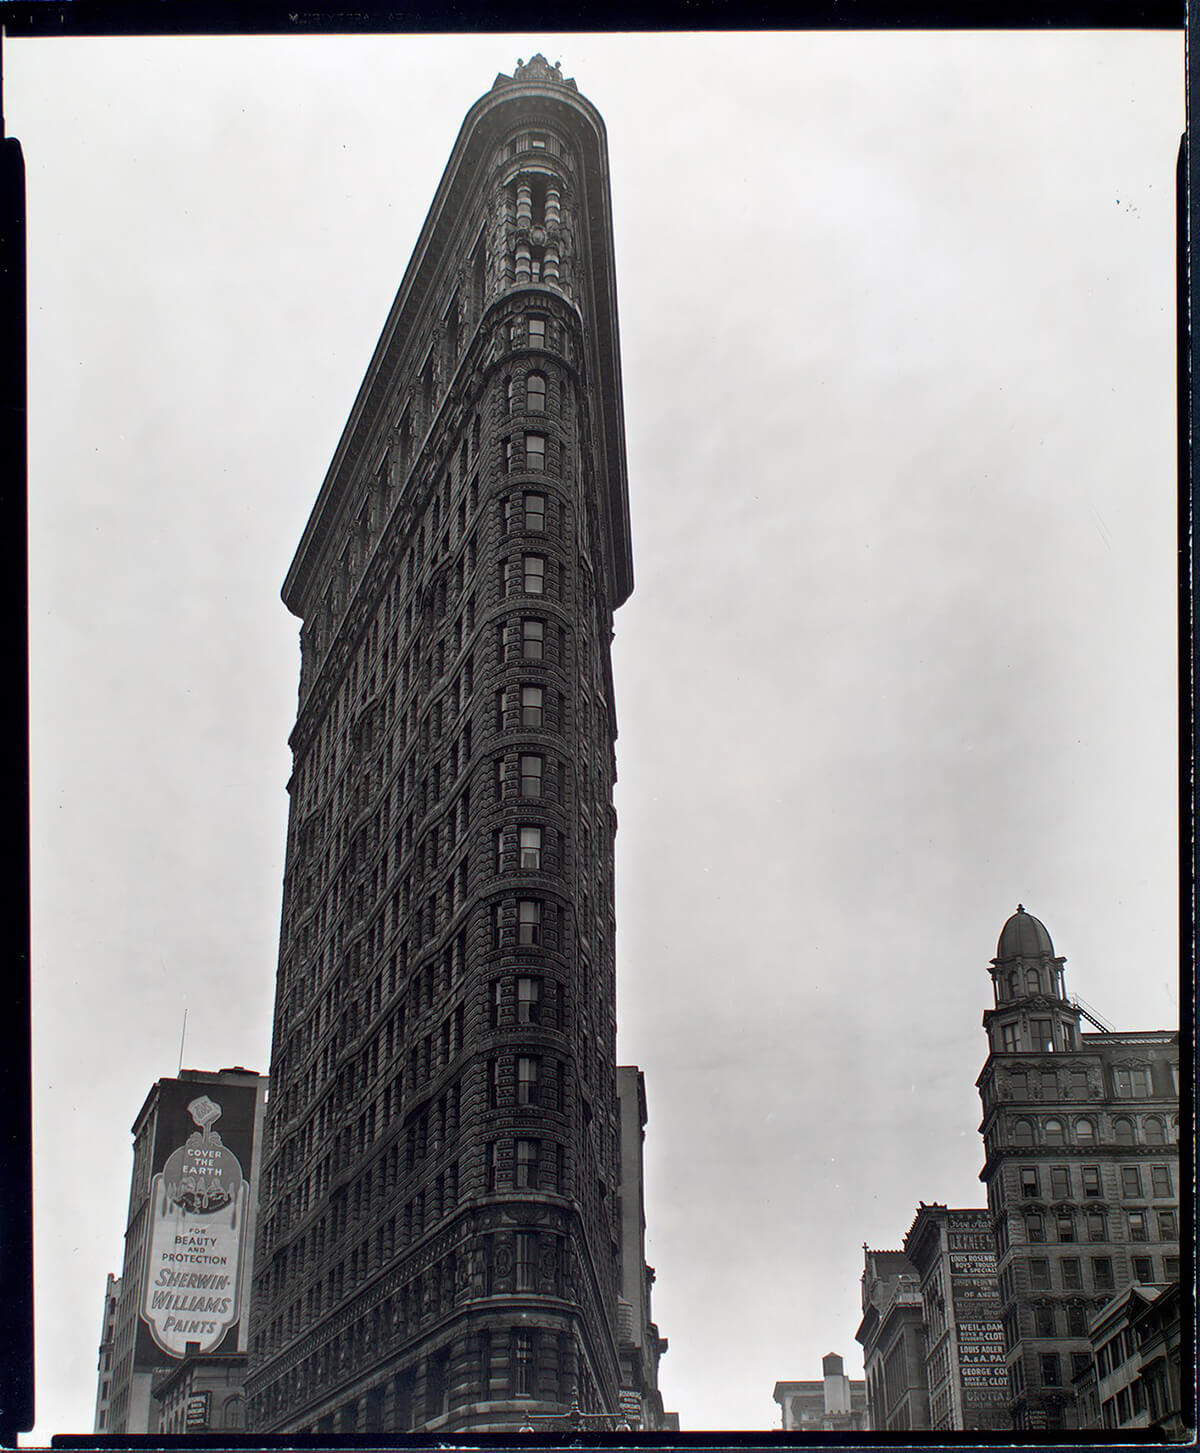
[1012,1118,1035,1147]
[1113,1117,1136,1146]
[1073,1117,1096,1144]
[1044,1117,1066,1147]
[1026,967,1041,995]
[526,371,546,412]
[1008,971,1020,998]
[222,1396,244,1431]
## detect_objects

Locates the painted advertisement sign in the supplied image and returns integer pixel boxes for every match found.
[948,1215,1007,1424]
[135,1079,259,1365]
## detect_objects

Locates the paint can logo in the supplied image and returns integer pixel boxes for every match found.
[140,1096,248,1356]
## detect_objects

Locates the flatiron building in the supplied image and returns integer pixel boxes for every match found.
[246,56,640,1433]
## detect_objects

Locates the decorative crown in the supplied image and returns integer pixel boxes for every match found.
[495,54,578,92]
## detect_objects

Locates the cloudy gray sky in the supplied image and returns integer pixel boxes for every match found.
[12,30,1183,1439]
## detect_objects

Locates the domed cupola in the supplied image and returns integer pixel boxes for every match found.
[982,904,1081,1055]
[995,904,1055,961]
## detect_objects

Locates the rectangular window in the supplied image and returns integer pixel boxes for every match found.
[1035,1304,1055,1337]
[1121,1166,1143,1198]
[1066,1302,1087,1336]
[1061,1258,1082,1290]
[1082,1165,1102,1198]
[527,316,545,348]
[1164,1255,1180,1280]
[517,900,542,946]
[1087,1209,1107,1242]
[1092,1257,1114,1290]
[1050,1167,1071,1199]
[517,1056,539,1106]
[524,433,546,472]
[520,684,544,726]
[490,980,503,1028]
[519,755,543,797]
[1157,1209,1177,1239]
[1001,1023,1021,1052]
[487,1141,501,1191]
[1030,1018,1053,1052]
[523,492,545,532]
[516,1232,536,1291]
[1020,1167,1040,1199]
[521,618,544,660]
[428,1349,450,1417]
[1128,1210,1148,1241]
[1132,1256,1154,1282]
[1056,1212,1076,1242]
[1030,1258,1051,1290]
[488,1059,500,1109]
[513,1330,535,1397]
[1151,1165,1173,1198]
[519,825,542,870]
[515,1138,538,1190]
[517,976,541,1025]
[1040,1353,1061,1387]
[1026,1213,1045,1243]
[1115,1066,1151,1096]
[523,555,545,594]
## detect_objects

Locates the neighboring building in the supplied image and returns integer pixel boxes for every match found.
[1128,1280,1186,1435]
[976,906,1180,1430]
[614,1067,675,1431]
[1073,1281,1186,1434]
[855,1247,929,1429]
[93,1273,121,1433]
[153,1355,247,1436]
[104,1068,267,1434]
[903,1204,1007,1430]
[773,1353,868,1431]
[246,56,644,1434]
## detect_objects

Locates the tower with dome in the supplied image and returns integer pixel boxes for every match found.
[975,906,1179,1431]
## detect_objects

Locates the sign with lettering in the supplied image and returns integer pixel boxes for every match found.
[950,1251,998,1277]
[184,1392,211,1430]
[948,1231,1007,1428]
[134,1079,259,1366]
[618,1390,642,1430]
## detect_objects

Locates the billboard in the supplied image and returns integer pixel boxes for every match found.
[134,1078,260,1365]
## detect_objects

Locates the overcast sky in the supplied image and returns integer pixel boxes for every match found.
[11,30,1183,1440]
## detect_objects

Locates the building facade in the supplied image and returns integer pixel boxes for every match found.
[855,1248,929,1430]
[245,56,641,1434]
[614,1067,675,1431]
[773,1353,868,1431]
[104,1068,266,1434]
[93,1273,121,1433]
[1073,1281,1185,1433]
[976,906,1180,1430]
[902,1204,1007,1430]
